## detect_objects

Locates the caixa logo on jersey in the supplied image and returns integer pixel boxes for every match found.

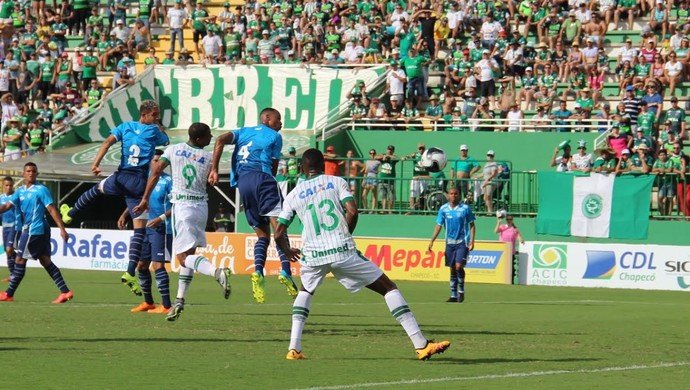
[663,259,690,289]
[583,251,657,283]
[465,251,502,269]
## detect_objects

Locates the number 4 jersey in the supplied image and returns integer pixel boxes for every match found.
[229,124,283,187]
[278,175,357,267]
[161,142,212,204]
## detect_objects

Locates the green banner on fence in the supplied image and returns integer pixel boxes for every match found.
[71,65,387,142]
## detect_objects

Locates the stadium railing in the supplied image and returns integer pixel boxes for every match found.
[336,117,614,132]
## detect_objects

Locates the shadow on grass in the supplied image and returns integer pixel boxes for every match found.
[303,326,580,337]
[0,337,284,343]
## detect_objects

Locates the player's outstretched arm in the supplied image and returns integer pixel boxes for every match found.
[209,131,235,185]
[91,135,118,176]
[133,158,170,214]
[46,204,69,242]
[343,198,359,234]
[274,223,301,262]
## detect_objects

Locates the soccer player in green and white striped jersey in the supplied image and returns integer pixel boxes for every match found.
[134,123,231,321]
[275,149,450,361]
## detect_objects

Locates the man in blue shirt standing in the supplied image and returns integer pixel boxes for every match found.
[0,163,73,303]
[209,107,298,303]
[427,187,476,303]
[59,100,169,296]
[0,176,17,282]
[119,150,174,314]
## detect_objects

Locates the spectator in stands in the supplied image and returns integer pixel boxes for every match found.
[615,148,633,174]
[550,140,572,172]
[649,0,670,39]
[376,145,399,213]
[665,96,686,139]
[571,140,593,172]
[662,51,684,96]
[561,10,582,48]
[112,66,133,89]
[562,67,587,102]
[450,144,479,200]
[386,60,406,104]
[0,61,9,96]
[622,85,642,122]
[324,145,343,176]
[362,149,380,212]
[84,79,104,109]
[1,116,22,160]
[677,155,690,216]
[478,150,500,214]
[518,66,537,110]
[200,27,222,63]
[653,149,678,215]
[472,97,494,131]
[642,83,663,121]
[608,125,634,157]
[630,144,654,174]
[565,41,583,75]
[403,143,429,213]
[551,100,572,132]
[400,99,420,126]
[127,19,151,53]
[402,47,427,108]
[167,0,187,54]
[425,94,443,122]
[614,0,639,30]
[593,147,617,173]
[495,213,524,274]
[637,101,656,136]
[476,49,500,109]
[345,149,364,195]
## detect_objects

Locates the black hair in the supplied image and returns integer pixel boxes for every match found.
[155,149,164,156]
[302,148,325,172]
[3,176,13,183]
[188,122,211,140]
[24,162,37,170]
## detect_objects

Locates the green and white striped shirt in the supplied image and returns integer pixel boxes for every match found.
[278,175,357,266]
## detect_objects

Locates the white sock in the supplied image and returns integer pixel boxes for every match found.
[176,267,194,299]
[184,255,216,276]
[289,291,313,352]
[384,289,427,349]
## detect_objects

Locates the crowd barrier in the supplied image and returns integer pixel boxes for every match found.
[0,230,512,285]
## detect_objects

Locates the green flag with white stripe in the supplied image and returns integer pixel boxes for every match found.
[536,172,655,239]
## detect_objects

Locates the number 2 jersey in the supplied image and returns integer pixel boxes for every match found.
[229,124,282,187]
[161,142,212,204]
[278,175,357,267]
[111,121,169,174]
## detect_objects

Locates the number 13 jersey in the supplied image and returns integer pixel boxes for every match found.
[161,142,212,204]
[278,175,357,266]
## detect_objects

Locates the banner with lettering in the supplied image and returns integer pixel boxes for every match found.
[70,65,388,142]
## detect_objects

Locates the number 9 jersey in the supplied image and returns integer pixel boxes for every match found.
[161,143,212,204]
[278,175,357,267]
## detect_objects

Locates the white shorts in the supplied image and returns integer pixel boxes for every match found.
[409,178,427,198]
[300,251,383,293]
[172,202,208,254]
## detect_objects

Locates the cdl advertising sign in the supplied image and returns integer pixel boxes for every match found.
[522,242,690,292]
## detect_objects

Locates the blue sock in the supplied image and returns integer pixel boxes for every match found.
[69,185,101,217]
[126,259,138,277]
[128,229,145,276]
[7,253,15,276]
[457,268,466,294]
[254,237,269,276]
[449,268,458,298]
[44,262,69,293]
[138,268,153,304]
[155,268,171,308]
[6,262,26,297]
[276,246,291,275]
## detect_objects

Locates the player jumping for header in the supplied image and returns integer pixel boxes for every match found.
[208,107,298,303]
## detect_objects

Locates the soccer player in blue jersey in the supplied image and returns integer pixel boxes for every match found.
[59,100,169,296]
[209,107,298,303]
[427,187,476,303]
[1,176,17,282]
[119,150,173,313]
[0,163,73,303]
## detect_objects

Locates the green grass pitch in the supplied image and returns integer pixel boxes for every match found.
[1,269,689,389]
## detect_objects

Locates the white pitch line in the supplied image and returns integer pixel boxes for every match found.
[295,361,690,390]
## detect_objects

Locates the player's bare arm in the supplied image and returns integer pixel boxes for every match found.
[274,223,301,262]
[469,221,476,251]
[117,208,129,230]
[147,209,172,228]
[209,131,235,185]
[344,198,358,234]
[46,204,69,242]
[427,224,442,252]
[91,135,118,176]
[133,158,170,214]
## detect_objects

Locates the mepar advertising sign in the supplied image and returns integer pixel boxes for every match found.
[523,241,690,291]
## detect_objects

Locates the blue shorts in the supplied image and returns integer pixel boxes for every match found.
[140,226,172,262]
[16,230,52,260]
[445,243,469,267]
[2,227,15,249]
[658,182,676,198]
[101,170,148,218]
[237,171,283,228]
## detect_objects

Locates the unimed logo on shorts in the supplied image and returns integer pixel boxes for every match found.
[466,251,502,269]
